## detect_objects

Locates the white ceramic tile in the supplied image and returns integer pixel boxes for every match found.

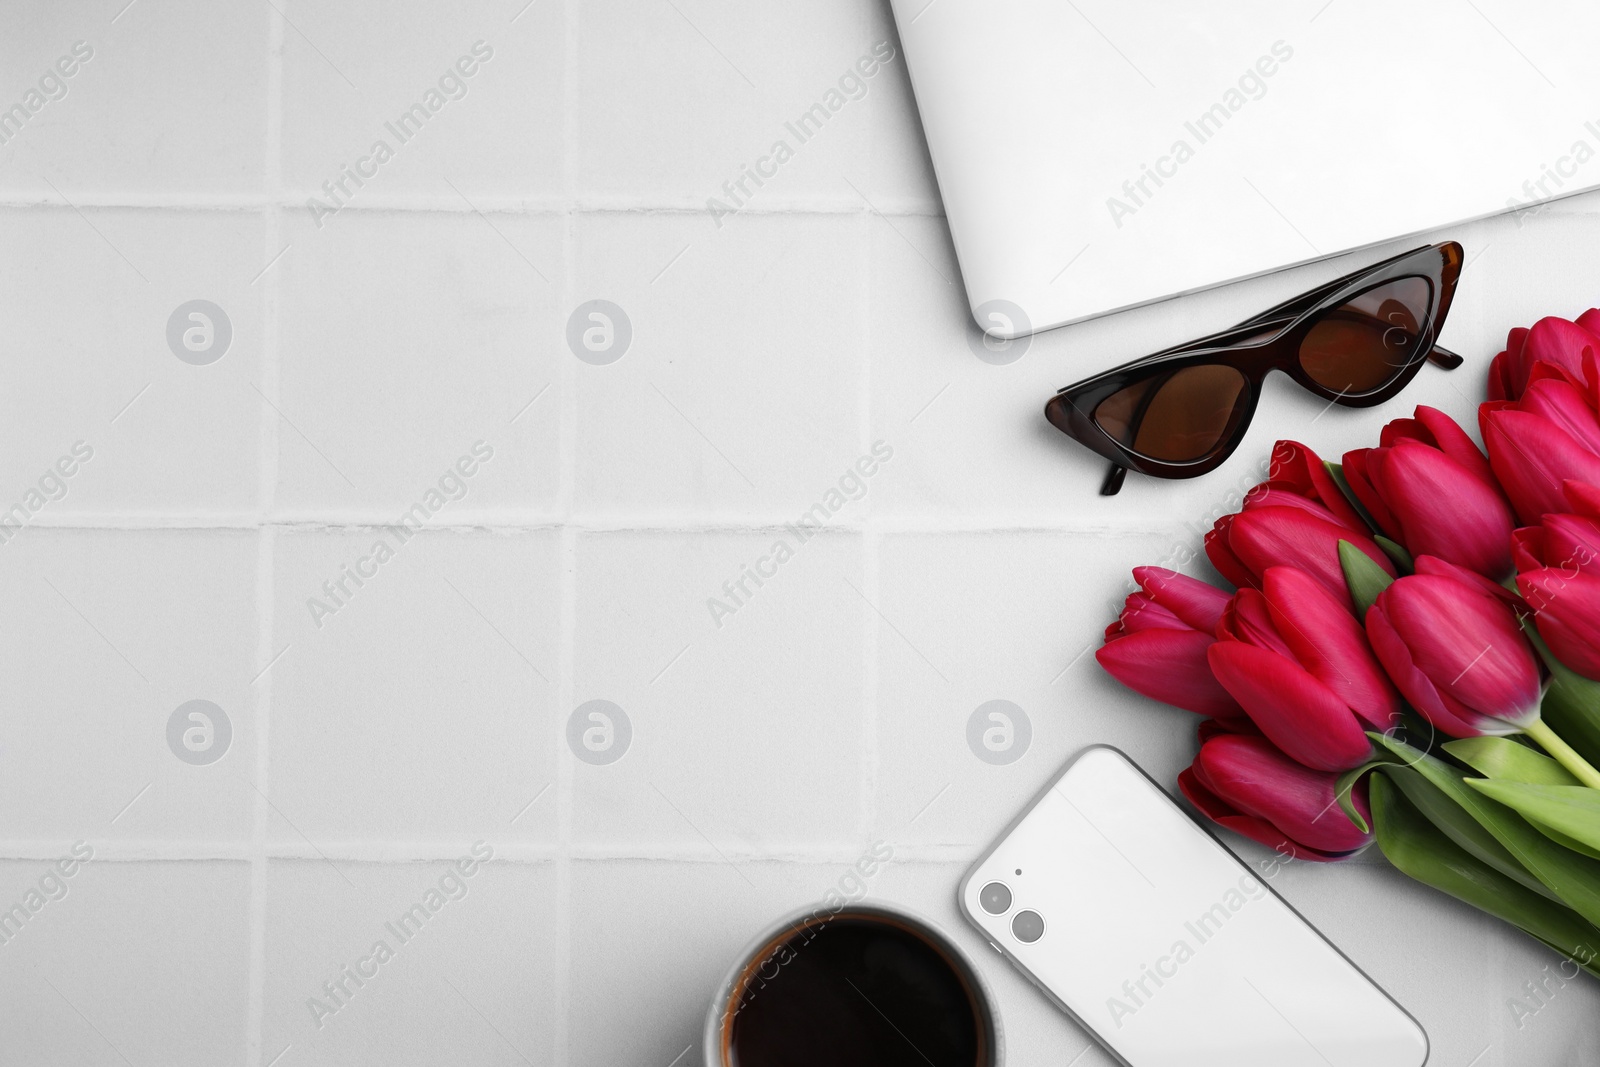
[1488,917,1600,1067]
[871,530,1194,850]
[0,859,251,1066]
[566,858,827,1067]
[0,529,258,844]
[274,208,562,516]
[280,0,564,203]
[571,211,868,519]
[571,529,865,852]
[865,214,1120,519]
[0,208,264,516]
[0,0,267,197]
[576,0,874,204]
[1470,210,1600,345]
[263,857,557,1067]
[269,529,559,844]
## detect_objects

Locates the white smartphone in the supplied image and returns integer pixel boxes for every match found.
[959,746,1428,1066]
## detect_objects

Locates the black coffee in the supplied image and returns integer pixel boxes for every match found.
[726,912,989,1067]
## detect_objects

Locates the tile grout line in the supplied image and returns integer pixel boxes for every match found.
[245,7,286,1066]
[0,840,992,863]
[9,515,1200,536]
[553,0,579,1063]
[857,152,878,844]
[0,191,951,218]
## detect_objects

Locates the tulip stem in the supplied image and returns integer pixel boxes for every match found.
[1525,719,1600,790]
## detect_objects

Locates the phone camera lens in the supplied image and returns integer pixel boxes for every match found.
[978,881,1012,915]
[1011,909,1045,943]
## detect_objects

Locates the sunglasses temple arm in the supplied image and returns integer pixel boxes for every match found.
[1427,343,1463,370]
[1100,463,1128,496]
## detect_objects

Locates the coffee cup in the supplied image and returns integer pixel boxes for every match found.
[702,900,1003,1066]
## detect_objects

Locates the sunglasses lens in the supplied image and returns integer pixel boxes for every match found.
[1298,276,1432,394]
[1093,364,1248,462]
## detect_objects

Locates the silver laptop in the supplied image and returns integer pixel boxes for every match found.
[891,0,1600,336]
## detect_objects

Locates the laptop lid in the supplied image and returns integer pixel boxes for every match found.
[891,0,1600,336]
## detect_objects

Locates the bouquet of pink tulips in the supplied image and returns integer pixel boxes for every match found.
[1101,311,1600,978]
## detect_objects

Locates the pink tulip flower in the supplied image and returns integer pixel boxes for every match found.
[1511,512,1600,579]
[1097,567,1243,719]
[1253,439,1369,531]
[1179,732,1374,861]
[1481,379,1600,525]
[1206,567,1400,771]
[1206,500,1396,607]
[1487,313,1600,401]
[1517,567,1600,681]
[1365,572,1542,736]
[1341,407,1514,578]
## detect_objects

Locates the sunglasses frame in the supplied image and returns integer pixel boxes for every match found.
[1045,241,1464,495]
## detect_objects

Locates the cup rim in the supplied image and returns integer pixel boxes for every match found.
[701,898,1004,1067]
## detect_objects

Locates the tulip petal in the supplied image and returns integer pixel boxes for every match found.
[1206,641,1374,770]
[1365,599,1484,737]
[1565,479,1600,521]
[1190,735,1373,854]
[1227,505,1395,608]
[1217,589,1294,658]
[1197,716,1261,744]
[1178,768,1354,861]
[1096,629,1244,718]
[1368,440,1515,578]
[1341,448,1400,537]
[1204,513,1257,590]
[1107,593,1186,638]
[1488,351,1512,402]
[1520,378,1600,457]
[1536,514,1600,579]
[1373,576,1542,733]
[1492,326,1532,401]
[1511,527,1546,573]
[1412,406,1498,488]
[1519,569,1600,681]
[1261,440,1368,531]
[1241,486,1348,523]
[1413,554,1526,610]
[1262,566,1401,730]
[1133,566,1229,636]
[1481,405,1600,525]
[1523,316,1600,389]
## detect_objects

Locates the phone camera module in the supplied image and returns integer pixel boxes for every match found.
[1011,909,1045,943]
[978,881,1012,915]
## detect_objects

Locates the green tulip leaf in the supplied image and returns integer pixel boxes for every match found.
[1339,540,1395,619]
[1371,732,1600,925]
[1526,623,1600,769]
[1374,535,1414,574]
[1377,763,1559,902]
[1466,780,1600,856]
[1323,461,1382,533]
[1442,737,1600,858]
[1332,758,1397,834]
[1532,822,1600,862]
[1371,773,1600,971]
[1444,737,1580,786]
[1529,934,1600,981]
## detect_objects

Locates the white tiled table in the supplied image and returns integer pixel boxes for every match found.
[1,2,1597,1064]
